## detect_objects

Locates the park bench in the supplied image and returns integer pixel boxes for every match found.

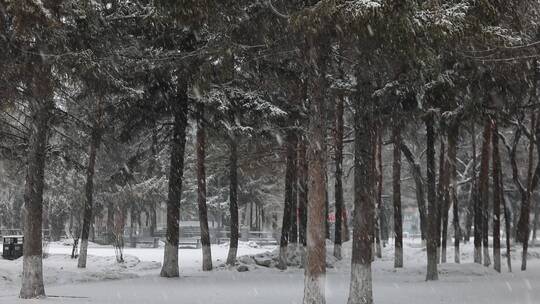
[126,237,160,248]
[134,237,160,248]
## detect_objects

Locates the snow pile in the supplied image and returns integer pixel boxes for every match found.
[0,253,161,292]
[229,240,339,271]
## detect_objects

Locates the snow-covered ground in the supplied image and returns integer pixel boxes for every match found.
[1,239,540,303]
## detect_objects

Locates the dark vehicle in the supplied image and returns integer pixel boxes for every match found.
[2,235,24,260]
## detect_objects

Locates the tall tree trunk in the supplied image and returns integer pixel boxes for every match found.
[226,136,239,265]
[392,123,403,268]
[160,85,189,277]
[196,104,212,271]
[532,112,540,246]
[520,114,536,271]
[325,172,330,240]
[400,143,427,241]
[437,140,447,264]
[376,125,385,255]
[502,163,513,272]
[464,185,474,243]
[507,129,524,241]
[20,98,53,299]
[333,96,344,260]
[290,134,299,246]
[425,113,438,281]
[279,131,297,269]
[343,206,350,242]
[491,119,502,273]
[347,86,374,304]
[506,124,529,270]
[448,125,460,263]
[298,137,308,265]
[473,122,482,264]
[78,101,104,269]
[464,129,476,244]
[303,37,328,304]
[479,121,492,267]
[147,124,159,238]
[528,65,540,247]
[372,127,381,259]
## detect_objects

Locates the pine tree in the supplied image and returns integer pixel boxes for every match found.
[333,96,345,260]
[196,103,212,271]
[447,124,460,264]
[479,121,492,267]
[279,131,298,270]
[491,119,502,273]
[473,121,482,264]
[303,35,328,304]
[347,77,374,304]
[392,121,403,268]
[298,136,309,264]
[78,99,104,269]
[20,87,53,298]
[161,79,189,277]
[425,112,439,281]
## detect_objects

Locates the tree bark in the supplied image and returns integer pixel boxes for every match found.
[372,127,381,259]
[78,100,104,269]
[20,98,53,299]
[333,96,344,260]
[226,136,239,265]
[464,126,477,244]
[376,124,385,255]
[196,104,212,271]
[303,38,327,304]
[448,125,460,263]
[464,185,473,243]
[491,119,501,273]
[160,84,189,277]
[347,85,374,304]
[479,121,492,267]
[505,124,529,271]
[325,172,330,240]
[400,143,427,241]
[279,131,298,269]
[473,121,483,264]
[502,161,512,272]
[392,123,403,268]
[437,140,448,264]
[532,113,540,246]
[520,114,536,271]
[425,113,438,281]
[147,125,159,237]
[298,136,308,266]
[290,134,299,246]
